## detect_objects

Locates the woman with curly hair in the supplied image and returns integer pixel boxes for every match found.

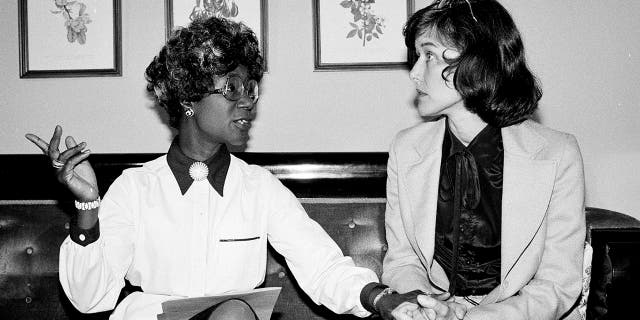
[382,0,586,319]
[26,17,425,320]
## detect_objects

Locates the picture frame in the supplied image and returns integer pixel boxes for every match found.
[18,0,122,78]
[313,0,413,71]
[165,0,268,70]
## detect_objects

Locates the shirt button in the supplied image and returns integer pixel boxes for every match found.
[79,234,86,241]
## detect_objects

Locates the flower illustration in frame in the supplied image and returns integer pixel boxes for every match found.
[341,0,386,47]
[19,0,122,78]
[313,0,412,70]
[50,0,92,45]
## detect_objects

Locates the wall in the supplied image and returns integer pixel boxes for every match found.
[1,1,638,219]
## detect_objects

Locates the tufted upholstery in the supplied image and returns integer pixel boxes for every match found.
[264,200,388,320]
[1,154,639,319]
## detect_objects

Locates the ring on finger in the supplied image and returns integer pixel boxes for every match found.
[52,159,64,169]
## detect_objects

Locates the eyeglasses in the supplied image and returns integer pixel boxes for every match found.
[209,75,259,104]
[433,0,478,23]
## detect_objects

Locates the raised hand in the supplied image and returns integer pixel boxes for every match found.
[25,125,98,202]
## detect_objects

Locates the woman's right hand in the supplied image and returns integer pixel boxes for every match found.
[25,125,99,201]
[414,294,467,320]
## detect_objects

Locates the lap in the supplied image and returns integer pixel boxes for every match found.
[190,298,258,320]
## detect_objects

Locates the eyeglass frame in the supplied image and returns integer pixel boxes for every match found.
[208,75,260,104]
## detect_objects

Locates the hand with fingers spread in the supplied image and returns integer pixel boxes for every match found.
[25,125,98,202]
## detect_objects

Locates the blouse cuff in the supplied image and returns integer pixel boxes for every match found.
[69,218,100,247]
[360,282,388,314]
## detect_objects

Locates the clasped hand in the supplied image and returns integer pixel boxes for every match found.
[378,290,467,320]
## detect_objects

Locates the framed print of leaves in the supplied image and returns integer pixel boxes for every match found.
[344,0,386,47]
[166,0,268,70]
[18,0,122,78]
[313,0,413,71]
[50,0,92,45]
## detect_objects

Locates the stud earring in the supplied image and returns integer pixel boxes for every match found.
[182,103,194,117]
[184,106,194,117]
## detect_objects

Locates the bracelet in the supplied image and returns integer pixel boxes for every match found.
[75,197,101,210]
[372,287,396,309]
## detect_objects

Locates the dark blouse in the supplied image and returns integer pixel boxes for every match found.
[433,122,504,296]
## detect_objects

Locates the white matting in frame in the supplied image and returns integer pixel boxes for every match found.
[19,0,122,78]
[165,0,268,70]
[313,0,412,70]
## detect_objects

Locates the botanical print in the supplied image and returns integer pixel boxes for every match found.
[341,0,385,47]
[50,0,92,45]
[189,0,239,21]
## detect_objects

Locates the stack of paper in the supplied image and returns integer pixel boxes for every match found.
[157,287,281,320]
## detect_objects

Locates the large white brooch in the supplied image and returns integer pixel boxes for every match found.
[188,162,209,181]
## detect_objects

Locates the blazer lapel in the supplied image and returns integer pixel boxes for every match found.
[500,123,556,281]
[480,121,556,304]
[402,119,446,282]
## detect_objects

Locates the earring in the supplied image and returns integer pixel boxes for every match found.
[182,103,194,117]
[184,106,194,117]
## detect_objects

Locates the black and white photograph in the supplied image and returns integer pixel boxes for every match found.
[1,1,639,320]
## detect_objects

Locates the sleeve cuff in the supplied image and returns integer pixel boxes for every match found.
[360,282,388,314]
[69,218,100,246]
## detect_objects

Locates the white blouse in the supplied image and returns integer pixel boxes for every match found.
[59,155,377,319]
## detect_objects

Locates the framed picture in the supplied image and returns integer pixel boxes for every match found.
[166,0,268,70]
[18,0,122,78]
[313,0,413,71]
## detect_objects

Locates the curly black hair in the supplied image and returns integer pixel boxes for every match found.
[404,0,542,127]
[145,17,264,128]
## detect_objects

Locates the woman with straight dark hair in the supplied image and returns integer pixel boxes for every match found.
[382,0,586,319]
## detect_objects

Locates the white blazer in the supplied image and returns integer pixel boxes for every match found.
[382,118,586,320]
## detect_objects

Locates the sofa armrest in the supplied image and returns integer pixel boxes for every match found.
[585,207,640,320]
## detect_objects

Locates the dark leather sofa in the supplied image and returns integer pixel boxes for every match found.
[1,153,638,320]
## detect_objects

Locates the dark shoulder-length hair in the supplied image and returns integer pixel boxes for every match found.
[404,0,542,127]
[145,17,264,128]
